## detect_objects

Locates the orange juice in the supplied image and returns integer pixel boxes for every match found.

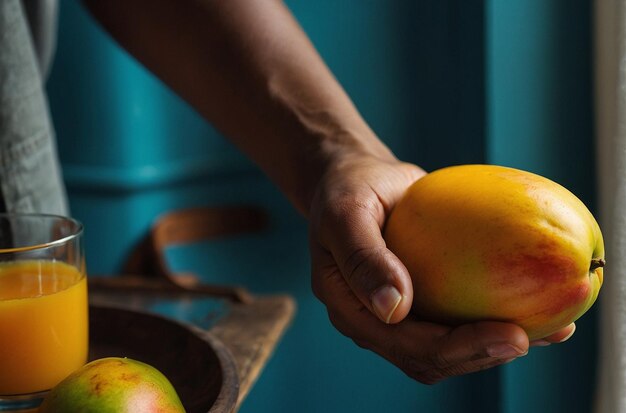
[0,260,88,395]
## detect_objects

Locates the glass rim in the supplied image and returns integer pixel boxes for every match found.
[0,213,83,254]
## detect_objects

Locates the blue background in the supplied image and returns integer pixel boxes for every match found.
[46,1,596,411]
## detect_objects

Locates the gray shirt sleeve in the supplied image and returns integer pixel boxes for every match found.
[0,0,68,215]
[21,0,59,80]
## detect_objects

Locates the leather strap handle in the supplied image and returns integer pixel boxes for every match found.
[122,206,267,304]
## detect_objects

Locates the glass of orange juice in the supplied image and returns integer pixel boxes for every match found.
[0,214,88,411]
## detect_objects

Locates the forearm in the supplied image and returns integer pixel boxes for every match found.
[81,0,395,215]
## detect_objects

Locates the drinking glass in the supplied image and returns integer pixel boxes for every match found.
[0,214,88,411]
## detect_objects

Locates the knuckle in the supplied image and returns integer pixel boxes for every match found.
[317,194,354,226]
[342,246,383,285]
[426,349,452,370]
[438,364,472,378]
[397,353,420,375]
[318,191,381,232]
[383,337,452,385]
[389,347,435,384]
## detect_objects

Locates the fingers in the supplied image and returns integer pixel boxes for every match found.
[312,196,413,324]
[313,260,529,384]
[385,320,529,384]
[530,323,576,347]
[431,322,529,363]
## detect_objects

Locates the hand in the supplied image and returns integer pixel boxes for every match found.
[308,154,575,384]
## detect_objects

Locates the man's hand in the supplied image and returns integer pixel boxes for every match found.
[82,0,576,383]
[308,154,575,384]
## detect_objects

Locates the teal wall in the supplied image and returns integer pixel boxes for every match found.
[47,1,596,412]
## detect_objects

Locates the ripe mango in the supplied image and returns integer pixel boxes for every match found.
[384,164,604,340]
[39,357,185,413]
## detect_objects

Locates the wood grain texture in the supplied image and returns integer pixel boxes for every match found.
[210,295,296,409]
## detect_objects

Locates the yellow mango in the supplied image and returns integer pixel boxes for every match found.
[384,164,604,340]
[39,357,185,413]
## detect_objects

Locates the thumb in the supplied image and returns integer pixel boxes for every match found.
[321,202,414,324]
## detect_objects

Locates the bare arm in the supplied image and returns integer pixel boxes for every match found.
[81,0,570,383]
[81,0,392,215]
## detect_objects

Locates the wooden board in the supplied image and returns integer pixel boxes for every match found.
[89,305,239,413]
[209,296,295,407]
[89,278,296,412]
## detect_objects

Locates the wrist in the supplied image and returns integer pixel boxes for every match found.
[297,128,397,217]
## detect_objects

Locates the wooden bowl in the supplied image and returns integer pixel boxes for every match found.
[88,305,239,413]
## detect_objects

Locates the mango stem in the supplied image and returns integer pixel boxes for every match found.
[590,258,606,271]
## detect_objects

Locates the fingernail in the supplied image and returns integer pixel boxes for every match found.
[559,324,576,343]
[486,344,527,359]
[371,285,402,324]
[530,339,551,347]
